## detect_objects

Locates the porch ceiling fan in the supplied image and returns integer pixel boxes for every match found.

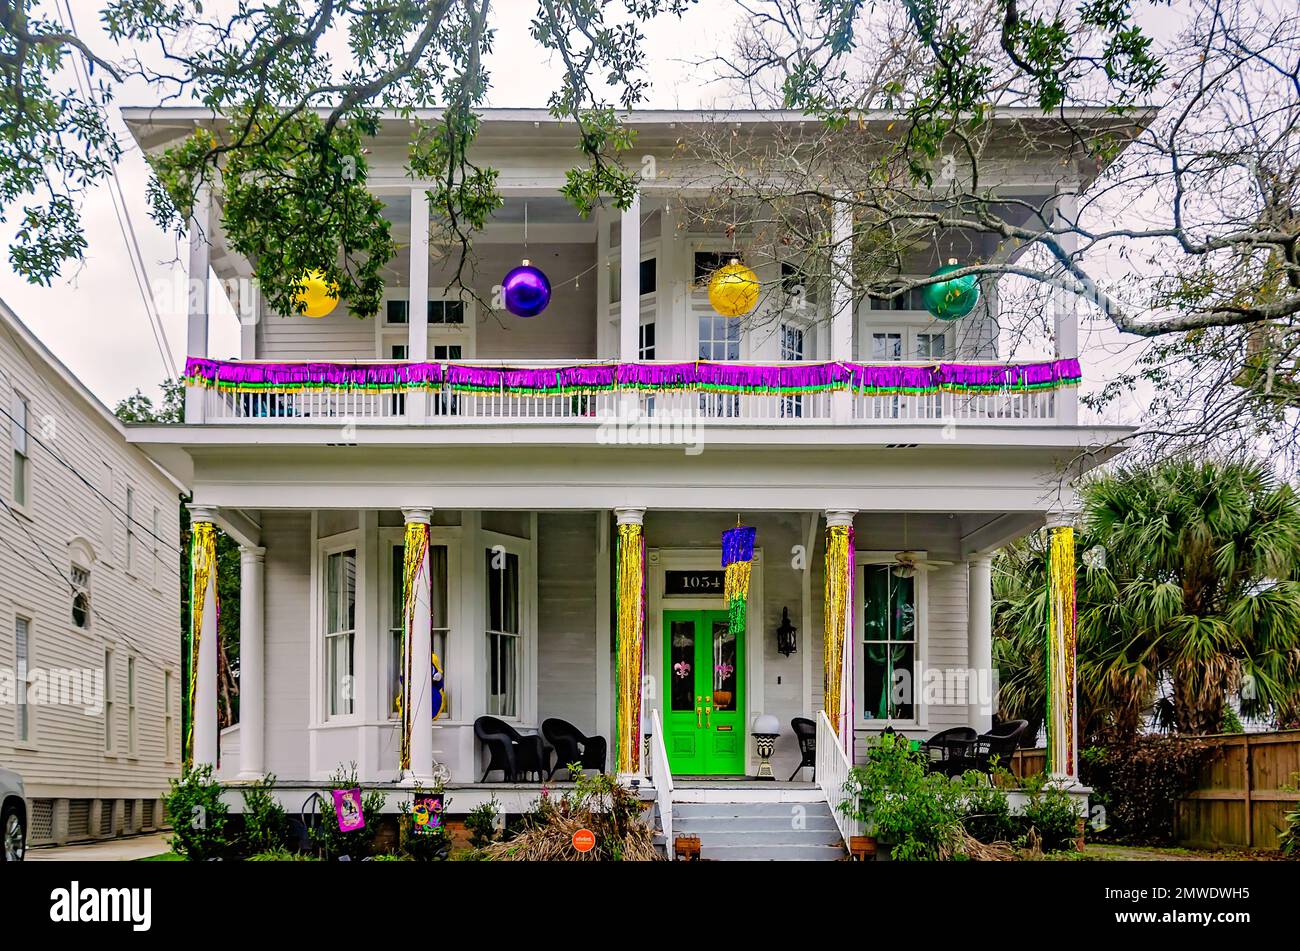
[891,514,953,577]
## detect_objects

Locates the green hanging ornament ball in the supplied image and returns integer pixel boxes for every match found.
[922,258,980,320]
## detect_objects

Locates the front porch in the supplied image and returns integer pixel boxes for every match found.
[179,502,1088,807]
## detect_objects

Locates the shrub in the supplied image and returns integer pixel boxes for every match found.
[481,772,659,861]
[164,764,230,861]
[1019,777,1084,852]
[238,774,288,856]
[465,797,501,850]
[397,785,452,861]
[841,734,966,860]
[308,763,387,860]
[956,774,1017,844]
[1080,736,1218,844]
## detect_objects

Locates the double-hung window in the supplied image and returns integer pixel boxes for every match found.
[325,549,358,717]
[11,392,29,508]
[861,564,919,722]
[15,617,30,742]
[485,547,521,718]
[388,541,451,720]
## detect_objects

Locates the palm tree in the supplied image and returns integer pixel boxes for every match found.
[994,458,1300,740]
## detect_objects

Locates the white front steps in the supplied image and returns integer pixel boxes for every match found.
[670,787,846,861]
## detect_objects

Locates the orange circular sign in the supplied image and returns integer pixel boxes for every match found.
[572,828,596,853]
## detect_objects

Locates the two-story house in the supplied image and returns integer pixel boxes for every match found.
[122,108,1131,844]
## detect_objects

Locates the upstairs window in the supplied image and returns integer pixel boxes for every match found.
[693,251,732,285]
[72,565,91,630]
[638,322,656,360]
[11,391,29,507]
[698,315,740,361]
[485,547,521,718]
[867,285,929,312]
[385,299,465,325]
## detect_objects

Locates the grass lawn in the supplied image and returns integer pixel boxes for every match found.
[137,851,185,861]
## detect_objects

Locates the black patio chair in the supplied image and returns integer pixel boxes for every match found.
[921,726,978,777]
[972,719,1029,775]
[788,717,817,781]
[540,718,607,778]
[474,716,551,782]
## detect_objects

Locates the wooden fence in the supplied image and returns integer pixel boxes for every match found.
[1011,731,1300,850]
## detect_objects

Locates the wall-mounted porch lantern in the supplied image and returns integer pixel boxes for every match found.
[776,606,797,657]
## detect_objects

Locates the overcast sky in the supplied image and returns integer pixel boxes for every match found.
[0,0,1156,421]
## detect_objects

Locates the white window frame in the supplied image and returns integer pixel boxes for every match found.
[481,529,534,724]
[858,294,957,362]
[125,485,137,575]
[317,534,362,723]
[164,668,176,763]
[127,654,138,756]
[10,389,30,512]
[376,286,477,360]
[104,645,116,752]
[14,613,33,745]
[380,526,461,723]
[854,551,929,730]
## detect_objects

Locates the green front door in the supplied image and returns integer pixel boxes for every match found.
[663,610,745,775]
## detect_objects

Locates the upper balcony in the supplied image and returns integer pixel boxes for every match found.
[127,109,1086,434]
[183,355,1080,427]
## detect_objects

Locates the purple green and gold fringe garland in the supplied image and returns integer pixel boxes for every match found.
[398,521,430,773]
[186,520,218,769]
[184,357,1083,398]
[615,521,646,775]
[823,522,855,757]
[721,526,757,641]
[1046,524,1077,780]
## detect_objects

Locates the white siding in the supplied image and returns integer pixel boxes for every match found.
[0,306,182,801]
[537,512,597,735]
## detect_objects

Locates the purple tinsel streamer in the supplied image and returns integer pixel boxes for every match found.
[184,357,1083,393]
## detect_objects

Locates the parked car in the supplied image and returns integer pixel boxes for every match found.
[0,765,26,861]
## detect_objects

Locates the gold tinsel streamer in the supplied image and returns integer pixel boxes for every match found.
[186,520,218,768]
[823,524,852,738]
[398,522,430,772]
[615,522,645,774]
[1046,525,1077,778]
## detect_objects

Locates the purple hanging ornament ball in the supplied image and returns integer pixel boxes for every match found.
[502,260,552,317]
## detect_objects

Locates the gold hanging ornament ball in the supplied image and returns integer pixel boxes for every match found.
[294,269,340,318]
[707,258,760,318]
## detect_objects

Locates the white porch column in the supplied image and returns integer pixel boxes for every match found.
[237,545,266,779]
[967,553,994,733]
[1045,512,1079,783]
[619,192,642,361]
[402,507,436,784]
[188,504,219,769]
[1051,192,1080,425]
[407,188,431,423]
[829,195,854,423]
[184,184,211,423]
[613,506,646,779]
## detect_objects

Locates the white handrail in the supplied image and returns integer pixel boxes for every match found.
[816,709,864,846]
[649,709,675,861]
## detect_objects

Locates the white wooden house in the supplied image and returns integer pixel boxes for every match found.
[0,299,184,846]
[122,109,1131,843]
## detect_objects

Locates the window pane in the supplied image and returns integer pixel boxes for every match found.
[639,257,657,295]
[328,633,354,715]
[863,565,917,720]
[872,333,902,361]
[428,300,444,324]
[387,299,409,324]
[670,620,695,712]
[15,618,29,741]
[431,545,449,630]
[711,617,738,711]
[504,552,519,634]
[487,549,502,631]
[444,300,465,324]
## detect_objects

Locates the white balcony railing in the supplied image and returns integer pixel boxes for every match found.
[816,709,864,848]
[185,358,1078,427]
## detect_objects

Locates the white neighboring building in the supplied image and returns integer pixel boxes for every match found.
[0,299,183,845]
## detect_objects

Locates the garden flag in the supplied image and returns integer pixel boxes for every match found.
[721,525,757,640]
[333,788,365,832]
